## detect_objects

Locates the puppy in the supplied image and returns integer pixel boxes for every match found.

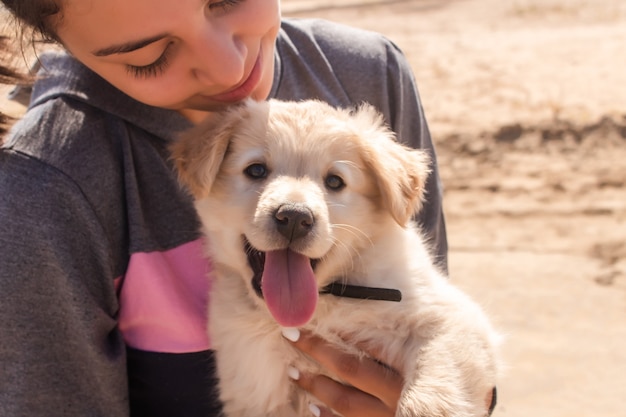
[171,99,500,417]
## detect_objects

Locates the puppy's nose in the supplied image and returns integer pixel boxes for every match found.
[274,204,314,241]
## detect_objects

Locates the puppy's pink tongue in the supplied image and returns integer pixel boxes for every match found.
[262,249,318,327]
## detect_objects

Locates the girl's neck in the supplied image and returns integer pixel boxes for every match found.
[179,108,216,125]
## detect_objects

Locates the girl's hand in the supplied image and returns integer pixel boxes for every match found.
[282,328,404,417]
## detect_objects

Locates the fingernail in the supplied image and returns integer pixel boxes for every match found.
[287,366,300,381]
[281,327,300,342]
[309,403,321,417]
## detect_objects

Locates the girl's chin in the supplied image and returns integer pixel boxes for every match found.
[169,99,236,120]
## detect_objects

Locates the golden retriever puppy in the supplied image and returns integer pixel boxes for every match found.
[171,99,500,417]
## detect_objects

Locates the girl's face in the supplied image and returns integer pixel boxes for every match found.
[56,0,281,122]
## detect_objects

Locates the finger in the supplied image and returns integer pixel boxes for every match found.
[294,370,394,417]
[287,330,404,408]
[309,403,336,417]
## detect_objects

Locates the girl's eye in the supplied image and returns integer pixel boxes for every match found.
[325,174,345,191]
[126,43,174,79]
[244,163,268,180]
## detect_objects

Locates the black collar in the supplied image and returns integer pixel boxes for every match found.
[252,277,402,302]
[320,282,402,302]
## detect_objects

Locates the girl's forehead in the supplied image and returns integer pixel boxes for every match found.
[59,0,197,47]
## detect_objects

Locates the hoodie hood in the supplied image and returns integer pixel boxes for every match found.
[30,52,193,141]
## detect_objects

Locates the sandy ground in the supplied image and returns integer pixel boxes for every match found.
[3,1,626,416]
[281,1,626,416]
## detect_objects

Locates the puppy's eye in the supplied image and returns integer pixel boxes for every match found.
[244,163,268,179]
[325,174,345,191]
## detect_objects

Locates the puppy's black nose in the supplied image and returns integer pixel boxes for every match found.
[274,204,314,241]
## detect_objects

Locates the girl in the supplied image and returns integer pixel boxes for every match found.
[0,1,451,416]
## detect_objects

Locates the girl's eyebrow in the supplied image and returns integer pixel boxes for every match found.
[92,33,168,57]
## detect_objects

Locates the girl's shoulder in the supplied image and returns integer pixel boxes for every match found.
[278,18,405,67]
[275,18,415,112]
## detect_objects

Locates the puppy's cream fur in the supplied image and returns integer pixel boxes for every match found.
[171,99,500,417]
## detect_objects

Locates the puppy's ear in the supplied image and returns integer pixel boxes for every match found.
[170,105,247,198]
[357,106,431,226]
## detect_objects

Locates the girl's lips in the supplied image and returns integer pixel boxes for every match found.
[205,53,263,103]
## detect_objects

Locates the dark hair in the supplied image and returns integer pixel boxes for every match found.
[1,36,26,136]
[1,1,60,136]
[2,0,63,44]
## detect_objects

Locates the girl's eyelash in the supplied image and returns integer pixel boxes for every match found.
[208,0,244,11]
[126,44,174,79]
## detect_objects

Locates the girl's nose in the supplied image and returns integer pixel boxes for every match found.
[189,22,246,87]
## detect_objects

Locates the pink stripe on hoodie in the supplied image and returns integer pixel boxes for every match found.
[117,239,212,353]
